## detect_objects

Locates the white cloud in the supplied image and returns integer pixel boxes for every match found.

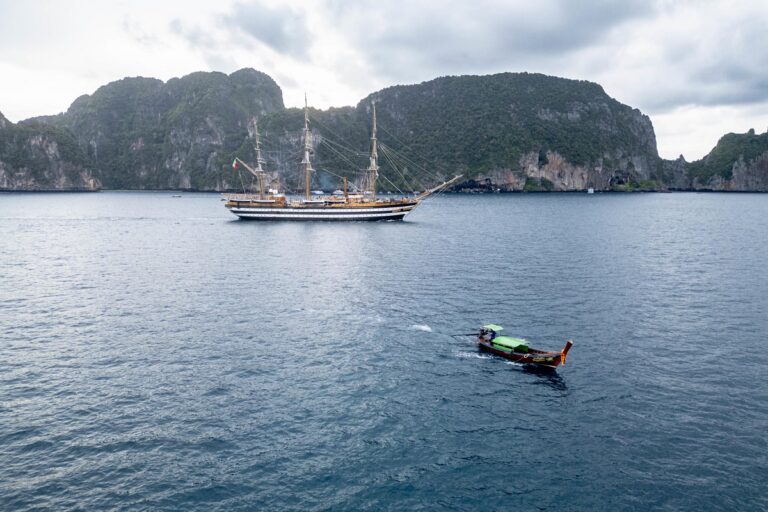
[0,0,766,160]
[653,102,768,160]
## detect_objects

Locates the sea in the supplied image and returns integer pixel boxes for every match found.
[1,191,766,511]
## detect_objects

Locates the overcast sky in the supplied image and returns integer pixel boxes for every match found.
[1,0,766,160]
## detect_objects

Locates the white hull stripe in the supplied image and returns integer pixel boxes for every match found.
[229,206,415,214]
[231,210,411,220]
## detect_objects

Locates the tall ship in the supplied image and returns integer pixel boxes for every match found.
[223,99,460,221]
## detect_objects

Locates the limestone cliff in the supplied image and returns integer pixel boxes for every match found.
[30,68,284,190]
[5,69,768,192]
[453,149,661,192]
[657,129,768,191]
[359,73,662,192]
[727,152,768,191]
[257,73,662,193]
[0,113,99,191]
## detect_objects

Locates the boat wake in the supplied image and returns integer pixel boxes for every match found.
[410,324,433,332]
[454,351,493,360]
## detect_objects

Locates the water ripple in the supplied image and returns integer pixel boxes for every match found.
[1,192,767,510]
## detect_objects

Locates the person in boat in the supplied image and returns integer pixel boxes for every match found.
[479,327,497,342]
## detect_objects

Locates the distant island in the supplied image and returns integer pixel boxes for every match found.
[1,68,767,192]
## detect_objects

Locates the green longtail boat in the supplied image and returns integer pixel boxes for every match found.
[477,324,573,370]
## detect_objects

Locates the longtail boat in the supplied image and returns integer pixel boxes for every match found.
[477,324,573,370]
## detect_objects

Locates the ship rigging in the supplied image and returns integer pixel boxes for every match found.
[223,98,461,221]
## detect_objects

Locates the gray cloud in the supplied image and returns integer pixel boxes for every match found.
[330,0,653,81]
[169,19,237,73]
[221,2,311,59]
[202,53,239,74]
[319,0,768,115]
[169,19,219,50]
[122,17,160,47]
[625,11,768,112]
[166,0,767,113]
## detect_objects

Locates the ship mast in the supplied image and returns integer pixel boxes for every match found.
[301,94,314,200]
[251,118,266,200]
[366,102,379,200]
[230,118,268,200]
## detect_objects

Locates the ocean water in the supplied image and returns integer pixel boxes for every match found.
[1,191,767,511]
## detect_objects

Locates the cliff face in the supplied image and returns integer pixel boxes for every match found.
[728,152,768,191]
[356,73,662,192]
[459,149,661,192]
[0,113,99,191]
[255,73,662,193]
[4,68,767,192]
[660,129,768,191]
[30,68,284,190]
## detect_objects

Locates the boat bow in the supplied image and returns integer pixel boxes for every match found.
[561,339,574,365]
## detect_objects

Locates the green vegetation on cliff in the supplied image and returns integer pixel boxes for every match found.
[256,73,660,192]
[363,73,657,172]
[1,112,98,190]
[12,70,660,192]
[6,68,766,192]
[32,68,284,190]
[687,129,768,182]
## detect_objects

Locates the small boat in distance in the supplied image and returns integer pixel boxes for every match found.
[222,97,461,221]
[477,324,573,370]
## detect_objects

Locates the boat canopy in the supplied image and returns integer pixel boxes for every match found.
[492,336,528,351]
[483,324,504,332]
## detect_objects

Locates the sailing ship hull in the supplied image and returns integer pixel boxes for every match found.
[226,201,418,221]
[477,339,573,370]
